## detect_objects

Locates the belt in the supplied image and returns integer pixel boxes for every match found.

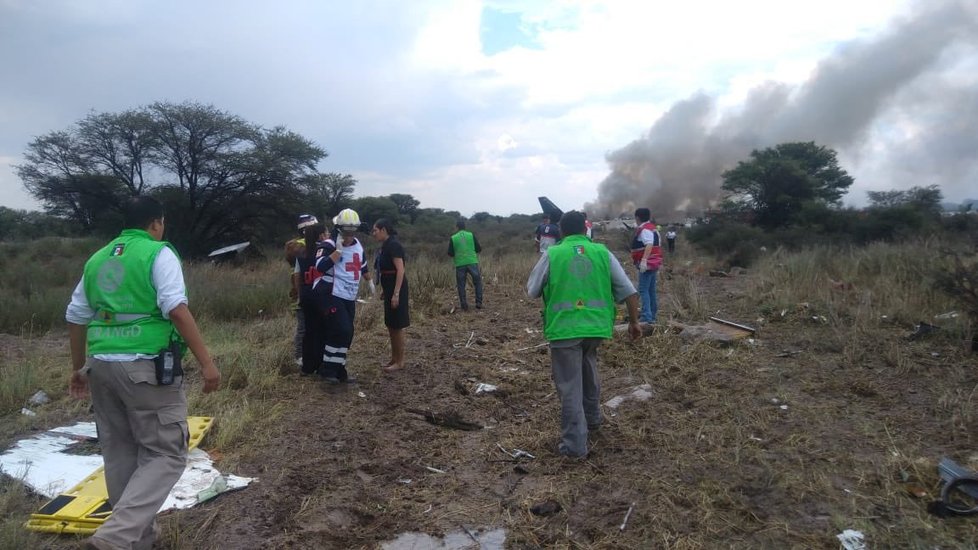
[380,270,396,275]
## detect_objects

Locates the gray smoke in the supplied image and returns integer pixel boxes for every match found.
[587,0,978,220]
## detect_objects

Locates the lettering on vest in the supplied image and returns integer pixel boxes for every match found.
[91,325,143,339]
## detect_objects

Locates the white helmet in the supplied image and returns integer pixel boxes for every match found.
[332,208,361,232]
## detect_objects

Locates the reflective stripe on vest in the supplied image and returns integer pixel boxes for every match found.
[82,229,176,355]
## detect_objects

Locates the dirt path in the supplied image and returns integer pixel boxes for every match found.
[167,259,978,549]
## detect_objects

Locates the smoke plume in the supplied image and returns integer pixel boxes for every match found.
[587,0,978,220]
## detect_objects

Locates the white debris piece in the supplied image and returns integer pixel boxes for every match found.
[29,390,50,406]
[836,529,867,550]
[474,383,498,394]
[604,384,654,410]
[0,421,254,511]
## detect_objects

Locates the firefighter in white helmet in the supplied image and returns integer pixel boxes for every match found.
[311,208,372,383]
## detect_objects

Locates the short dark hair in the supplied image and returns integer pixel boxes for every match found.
[124,196,164,229]
[559,211,586,236]
[634,208,651,223]
[456,219,466,230]
[374,218,397,236]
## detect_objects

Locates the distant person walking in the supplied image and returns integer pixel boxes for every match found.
[448,219,484,311]
[527,211,640,458]
[373,218,410,372]
[631,208,663,324]
[666,228,677,253]
[534,214,560,253]
[65,196,220,550]
[286,214,320,368]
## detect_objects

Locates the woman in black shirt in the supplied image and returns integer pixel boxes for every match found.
[372,218,409,371]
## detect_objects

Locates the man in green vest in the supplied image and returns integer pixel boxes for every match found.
[527,210,640,458]
[66,196,221,550]
[447,219,484,311]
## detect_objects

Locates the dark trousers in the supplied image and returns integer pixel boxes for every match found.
[667,238,676,253]
[301,301,327,375]
[321,296,356,380]
[455,264,484,309]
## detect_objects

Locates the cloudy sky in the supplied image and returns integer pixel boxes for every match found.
[1,0,975,217]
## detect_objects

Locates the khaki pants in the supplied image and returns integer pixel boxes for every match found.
[85,358,188,550]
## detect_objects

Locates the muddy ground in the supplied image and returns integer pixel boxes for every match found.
[9,248,978,549]
[167,257,977,549]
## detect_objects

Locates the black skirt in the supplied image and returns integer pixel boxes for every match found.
[381,276,410,329]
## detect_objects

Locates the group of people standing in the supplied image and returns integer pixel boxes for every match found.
[286,210,410,383]
[62,197,670,548]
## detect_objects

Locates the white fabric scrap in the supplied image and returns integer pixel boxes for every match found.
[604,384,654,410]
[0,421,254,511]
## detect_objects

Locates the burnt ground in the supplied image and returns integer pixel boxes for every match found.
[158,257,978,549]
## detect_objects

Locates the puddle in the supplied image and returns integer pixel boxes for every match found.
[381,527,506,550]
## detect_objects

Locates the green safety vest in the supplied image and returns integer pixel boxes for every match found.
[543,235,616,341]
[82,229,179,355]
[451,230,478,267]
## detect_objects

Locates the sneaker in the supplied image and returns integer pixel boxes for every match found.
[476,304,483,309]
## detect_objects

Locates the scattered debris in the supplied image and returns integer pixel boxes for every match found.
[604,384,653,410]
[397,478,412,485]
[380,527,506,550]
[425,466,447,474]
[934,311,960,321]
[619,502,635,532]
[906,484,929,498]
[516,342,548,352]
[207,241,251,260]
[667,317,756,345]
[776,350,802,358]
[357,391,367,398]
[529,500,562,517]
[930,457,978,517]
[524,327,540,334]
[496,443,535,461]
[907,321,940,341]
[729,266,746,276]
[20,408,36,417]
[474,383,498,394]
[28,390,50,406]
[811,315,828,324]
[406,408,484,431]
[836,529,867,550]
[709,270,729,277]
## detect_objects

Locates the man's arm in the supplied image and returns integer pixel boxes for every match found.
[168,305,220,393]
[447,239,455,257]
[624,294,641,340]
[473,234,481,254]
[68,323,89,398]
[526,253,550,298]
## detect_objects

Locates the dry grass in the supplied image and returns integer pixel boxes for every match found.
[2,234,977,549]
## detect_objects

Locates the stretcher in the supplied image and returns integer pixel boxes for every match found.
[24,416,213,535]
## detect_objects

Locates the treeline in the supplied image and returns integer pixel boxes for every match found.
[687,142,978,267]
[9,101,536,256]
